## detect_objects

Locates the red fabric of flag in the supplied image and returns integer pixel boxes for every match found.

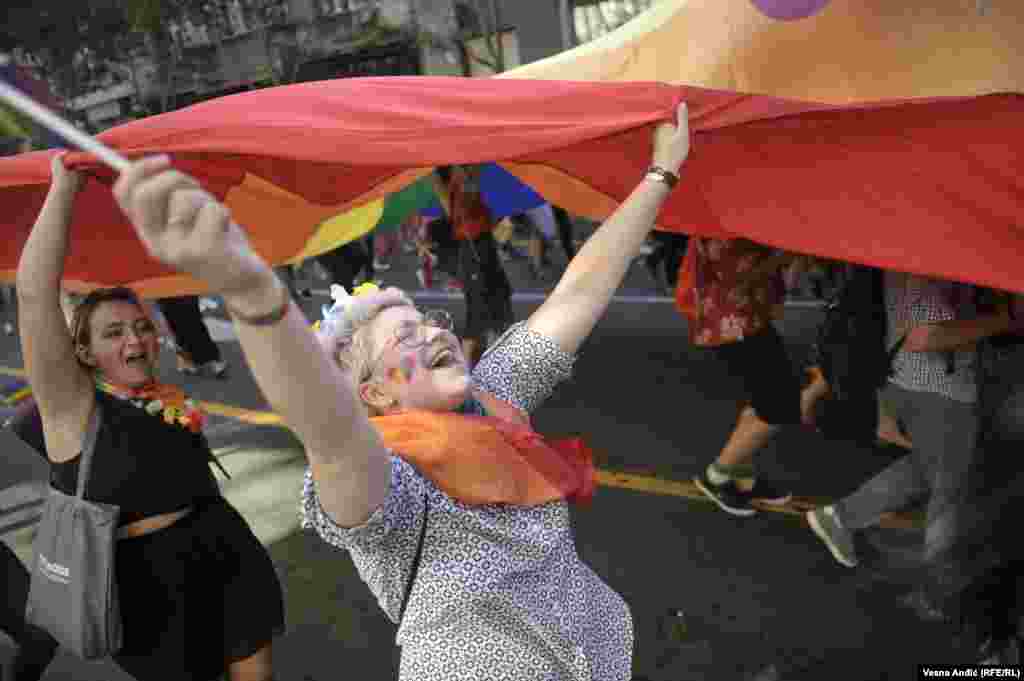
[0,77,1020,296]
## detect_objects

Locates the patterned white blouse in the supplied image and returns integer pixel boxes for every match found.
[301,322,634,680]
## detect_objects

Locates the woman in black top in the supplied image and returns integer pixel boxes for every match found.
[14,155,284,681]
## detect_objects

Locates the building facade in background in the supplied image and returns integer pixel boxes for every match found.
[7,1,657,132]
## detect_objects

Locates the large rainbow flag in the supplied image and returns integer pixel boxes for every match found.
[0,0,1020,297]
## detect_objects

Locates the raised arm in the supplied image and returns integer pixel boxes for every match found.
[15,156,95,454]
[527,103,691,355]
[112,156,389,528]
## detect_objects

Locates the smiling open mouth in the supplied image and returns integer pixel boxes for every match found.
[125,352,148,367]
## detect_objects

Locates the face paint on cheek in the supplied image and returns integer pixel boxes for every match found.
[400,353,417,382]
[385,354,418,384]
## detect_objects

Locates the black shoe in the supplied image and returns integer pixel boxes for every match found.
[748,478,793,506]
[694,473,757,517]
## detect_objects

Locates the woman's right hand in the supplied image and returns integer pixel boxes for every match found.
[50,153,85,196]
[112,155,274,300]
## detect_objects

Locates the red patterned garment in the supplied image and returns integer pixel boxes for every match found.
[449,169,494,241]
[689,237,785,347]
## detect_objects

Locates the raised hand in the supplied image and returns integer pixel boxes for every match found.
[50,153,85,196]
[651,102,691,174]
[112,155,273,297]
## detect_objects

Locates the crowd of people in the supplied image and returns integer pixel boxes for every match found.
[0,98,1022,681]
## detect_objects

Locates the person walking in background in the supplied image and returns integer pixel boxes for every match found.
[645,232,688,293]
[950,289,1024,663]
[806,275,1015,643]
[370,225,397,272]
[2,283,15,336]
[685,238,828,516]
[431,165,514,366]
[317,240,375,293]
[157,295,229,378]
[551,205,577,262]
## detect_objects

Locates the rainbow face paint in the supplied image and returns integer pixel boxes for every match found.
[400,353,417,382]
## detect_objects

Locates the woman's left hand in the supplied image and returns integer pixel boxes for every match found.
[651,102,691,175]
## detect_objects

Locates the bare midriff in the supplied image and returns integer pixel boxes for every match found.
[116,507,192,540]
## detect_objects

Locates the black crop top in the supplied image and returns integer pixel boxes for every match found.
[48,390,222,526]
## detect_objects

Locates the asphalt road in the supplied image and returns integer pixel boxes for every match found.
[0,265,967,680]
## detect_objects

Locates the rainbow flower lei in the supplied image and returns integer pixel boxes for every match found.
[95,378,207,433]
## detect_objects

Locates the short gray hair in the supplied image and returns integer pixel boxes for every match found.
[315,287,416,386]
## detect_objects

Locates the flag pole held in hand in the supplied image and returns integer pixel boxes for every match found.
[0,78,131,174]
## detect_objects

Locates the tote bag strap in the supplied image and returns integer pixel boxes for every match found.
[75,403,103,500]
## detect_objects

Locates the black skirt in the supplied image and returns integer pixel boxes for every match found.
[112,497,285,681]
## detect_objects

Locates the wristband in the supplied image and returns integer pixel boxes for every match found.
[645,165,679,189]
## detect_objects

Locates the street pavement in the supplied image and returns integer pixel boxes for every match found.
[0,246,964,680]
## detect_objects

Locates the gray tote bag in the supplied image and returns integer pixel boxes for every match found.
[25,403,123,659]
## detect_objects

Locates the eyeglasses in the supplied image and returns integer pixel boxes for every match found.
[363,309,455,380]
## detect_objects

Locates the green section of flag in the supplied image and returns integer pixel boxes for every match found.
[374,177,438,235]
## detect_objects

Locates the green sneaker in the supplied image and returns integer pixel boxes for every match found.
[694,473,757,517]
[807,506,858,567]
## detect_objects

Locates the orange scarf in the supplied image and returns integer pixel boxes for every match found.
[371,391,595,507]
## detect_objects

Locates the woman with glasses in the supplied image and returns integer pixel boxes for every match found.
[108,103,691,680]
[14,156,284,681]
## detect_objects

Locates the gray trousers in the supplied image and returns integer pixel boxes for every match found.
[836,382,979,597]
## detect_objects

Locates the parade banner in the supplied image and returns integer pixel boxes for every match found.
[0,77,1021,297]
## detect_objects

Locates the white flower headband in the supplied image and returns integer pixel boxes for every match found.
[312,281,381,341]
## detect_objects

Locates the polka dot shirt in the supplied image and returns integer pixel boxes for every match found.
[301,322,634,680]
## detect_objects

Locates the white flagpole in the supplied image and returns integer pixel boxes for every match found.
[0,78,131,173]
